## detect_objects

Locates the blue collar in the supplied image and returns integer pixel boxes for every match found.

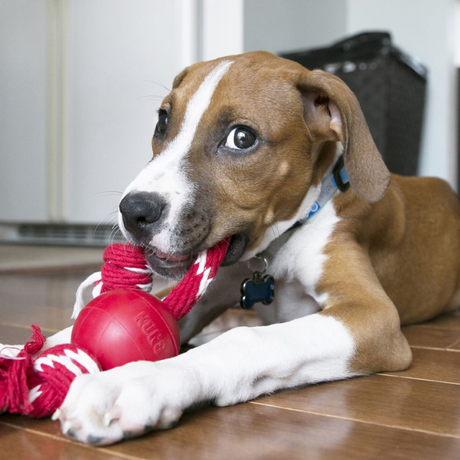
[293,156,349,228]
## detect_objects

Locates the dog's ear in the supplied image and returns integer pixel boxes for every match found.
[173,68,188,89]
[297,69,390,203]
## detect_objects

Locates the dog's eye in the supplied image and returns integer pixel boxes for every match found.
[224,127,256,150]
[155,110,169,136]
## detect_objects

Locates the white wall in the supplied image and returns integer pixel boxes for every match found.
[0,0,197,224]
[244,0,347,53]
[201,0,244,61]
[456,0,460,67]
[66,0,190,223]
[0,0,48,222]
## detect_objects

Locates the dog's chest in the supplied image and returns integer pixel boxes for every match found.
[255,202,340,324]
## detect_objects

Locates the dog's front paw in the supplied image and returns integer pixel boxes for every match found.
[55,361,191,445]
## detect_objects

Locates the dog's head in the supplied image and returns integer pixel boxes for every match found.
[118,52,389,279]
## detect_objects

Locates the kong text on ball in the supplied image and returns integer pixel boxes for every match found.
[71,289,180,370]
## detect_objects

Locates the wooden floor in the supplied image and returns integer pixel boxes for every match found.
[1,256,460,459]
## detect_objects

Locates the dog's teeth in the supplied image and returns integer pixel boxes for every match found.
[51,409,61,421]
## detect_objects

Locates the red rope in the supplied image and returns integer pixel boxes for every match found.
[98,239,230,320]
[164,239,229,319]
[0,325,46,415]
[100,243,152,293]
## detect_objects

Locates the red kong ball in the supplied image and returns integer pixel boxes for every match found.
[71,289,180,370]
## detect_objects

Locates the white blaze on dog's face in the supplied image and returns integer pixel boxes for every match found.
[118,52,388,279]
[120,60,234,259]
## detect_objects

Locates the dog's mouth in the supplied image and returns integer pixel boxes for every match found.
[221,233,249,266]
[145,233,248,280]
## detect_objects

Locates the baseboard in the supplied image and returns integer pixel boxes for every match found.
[0,223,124,247]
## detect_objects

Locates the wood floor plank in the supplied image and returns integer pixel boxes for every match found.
[0,323,37,345]
[0,272,88,330]
[383,348,460,384]
[0,245,103,273]
[0,421,126,460]
[402,325,460,349]
[419,310,460,330]
[4,403,460,460]
[256,375,460,437]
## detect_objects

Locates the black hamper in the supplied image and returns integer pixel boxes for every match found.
[281,32,428,176]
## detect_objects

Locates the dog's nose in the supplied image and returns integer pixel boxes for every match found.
[119,191,167,237]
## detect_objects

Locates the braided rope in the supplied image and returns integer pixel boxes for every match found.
[73,239,229,320]
[0,326,101,418]
[73,243,153,319]
[164,239,229,319]
[100,244,153,293]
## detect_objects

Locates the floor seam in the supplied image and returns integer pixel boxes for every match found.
[377,373,460,385]
[0,420,142,460]
[248,401,460,439]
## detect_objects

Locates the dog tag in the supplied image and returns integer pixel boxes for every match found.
[240,271,275,310]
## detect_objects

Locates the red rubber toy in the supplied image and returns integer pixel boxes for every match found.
[71,289,180,370]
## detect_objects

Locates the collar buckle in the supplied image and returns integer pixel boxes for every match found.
[332,155,350,193]
[332,155,350,192]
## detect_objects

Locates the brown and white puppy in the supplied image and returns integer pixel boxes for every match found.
[41,52,460,444]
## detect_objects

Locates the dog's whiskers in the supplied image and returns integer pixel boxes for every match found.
[144,78,171,93]
[108,225,123,246]
[94,190,123,197]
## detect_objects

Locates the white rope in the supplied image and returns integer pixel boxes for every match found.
[72,271,102,320]
[64,348,101,374]
[72,266,153,321]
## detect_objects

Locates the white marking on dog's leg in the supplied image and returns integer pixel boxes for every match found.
[177,313,356,406]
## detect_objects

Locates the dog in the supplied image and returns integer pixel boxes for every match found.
[7,51,460,445]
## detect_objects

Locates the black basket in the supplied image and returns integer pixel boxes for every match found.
[281,32,428,176]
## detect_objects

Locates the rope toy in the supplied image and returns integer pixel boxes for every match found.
[0,239,229,418]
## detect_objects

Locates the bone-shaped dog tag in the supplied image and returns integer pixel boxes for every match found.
[240,272,275,310]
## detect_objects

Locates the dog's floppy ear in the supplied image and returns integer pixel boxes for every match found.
[172,68,188,89]
[297,69,390,202]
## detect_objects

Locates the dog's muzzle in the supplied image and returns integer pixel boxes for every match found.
[119,191,249,279]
